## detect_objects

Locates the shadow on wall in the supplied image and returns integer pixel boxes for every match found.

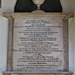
[15,0,62,12]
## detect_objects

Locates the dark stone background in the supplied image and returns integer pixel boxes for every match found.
[15,0,62,12]
[0,0,1,8]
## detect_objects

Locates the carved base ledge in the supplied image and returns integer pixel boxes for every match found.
[3,71,73,75]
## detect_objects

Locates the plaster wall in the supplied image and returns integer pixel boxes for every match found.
[74,0,75,75]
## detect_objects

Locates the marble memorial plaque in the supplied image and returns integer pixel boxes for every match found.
[12,15,64,72]
[3,13,74,75]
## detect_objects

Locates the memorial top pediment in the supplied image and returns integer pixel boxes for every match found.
[4,13,74,19]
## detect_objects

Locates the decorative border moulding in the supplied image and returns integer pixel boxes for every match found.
[3,72,73,75]
[3,13,74,75]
